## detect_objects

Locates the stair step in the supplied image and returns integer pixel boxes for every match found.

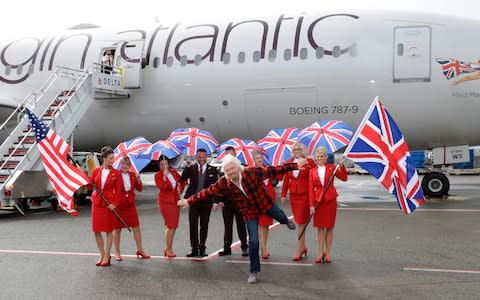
[8,148,29,156]
[52,99,66,106]
[0,175,9,184]
[3,156,25,162]
[0,161,19,170]
[17,136,35,143]
[59,90,75,96]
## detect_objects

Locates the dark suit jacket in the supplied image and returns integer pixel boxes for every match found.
[181,163,219,200]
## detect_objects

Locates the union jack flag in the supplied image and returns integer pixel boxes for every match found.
[435,58,476,79]
[217,138,263,166]
[26,108,90,216]
[113,137,152,174]
[344,97,425,214]
[167,128,219,156]
[298,120,353,154]
[258,128,299,166]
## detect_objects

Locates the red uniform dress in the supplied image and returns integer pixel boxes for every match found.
[155,168,184,229]
[114,171,143,229]
[308,164,347,228]
[281,158,316,224]
[91,167,124,232]
[258,175,282,226]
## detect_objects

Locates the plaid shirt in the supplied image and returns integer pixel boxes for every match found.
[187,163,297,220]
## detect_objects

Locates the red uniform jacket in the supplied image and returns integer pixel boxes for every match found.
[308,164,347,207]
[281,158,316,197]
[121,171,143,207]
[91,167,124,207]
[262,174,283,201]
[155,168,185,204]
[187,164,297,220]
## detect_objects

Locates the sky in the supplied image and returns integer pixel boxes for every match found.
[1,0,480,41]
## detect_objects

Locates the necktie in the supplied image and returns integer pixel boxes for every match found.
[199,165,204,175]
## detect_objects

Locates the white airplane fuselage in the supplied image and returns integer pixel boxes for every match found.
[1,11,479,151]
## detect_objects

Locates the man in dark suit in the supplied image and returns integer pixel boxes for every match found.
[182,148,219,257]
[217,146,249,257]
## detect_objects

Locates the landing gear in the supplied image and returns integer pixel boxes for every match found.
[421,172,450,197]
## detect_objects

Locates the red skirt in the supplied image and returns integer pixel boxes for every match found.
[158,202,180,229]
[91,205,114,232]
[313,199,337,228]
[113,205,140,229]
[258,214,273,226]
[290,194,309,224]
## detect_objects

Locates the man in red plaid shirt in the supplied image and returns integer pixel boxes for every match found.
[178,154,307,283]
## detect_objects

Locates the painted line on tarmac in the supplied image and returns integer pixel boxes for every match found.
[0,216,296,262]
[404,266,480,274]
[339,208,480,212]
[226,260,312,267]
[205,215,295,260]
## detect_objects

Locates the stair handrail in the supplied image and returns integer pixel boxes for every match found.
[0,66,92,181]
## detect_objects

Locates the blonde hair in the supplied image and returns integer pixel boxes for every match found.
[252,150,263,160]
[314,147,328,156]
[120,156,131,165]
[291,142,308,158]
[220,154,244,175]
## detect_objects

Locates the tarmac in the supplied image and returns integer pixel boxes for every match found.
[1,174,479,299]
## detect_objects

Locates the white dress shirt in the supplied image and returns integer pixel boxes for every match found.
[231,173,247,197]
[317,165,326,186]
[122,173,131,192]
[198,164,206,175]
[101,168,110,189]
[167,172,177,189]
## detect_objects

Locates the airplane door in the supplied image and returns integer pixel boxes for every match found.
[393,26,431,82]
[115,40,144,89]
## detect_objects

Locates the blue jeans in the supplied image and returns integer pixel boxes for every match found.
[245,203,289,273]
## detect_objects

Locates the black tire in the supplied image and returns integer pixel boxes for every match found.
[49,198,58,210]
[20,198,30,212]
[422,172,450,197]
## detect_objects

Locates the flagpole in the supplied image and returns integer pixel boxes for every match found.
[67,154,132,233]
[298,163,341,241]
[343,96,380,157]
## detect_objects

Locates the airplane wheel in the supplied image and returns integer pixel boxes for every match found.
[422,172,449,197]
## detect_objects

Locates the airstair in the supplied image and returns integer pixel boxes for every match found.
[0,66,94,192]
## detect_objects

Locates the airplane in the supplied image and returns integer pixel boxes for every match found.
[1,10,480,198]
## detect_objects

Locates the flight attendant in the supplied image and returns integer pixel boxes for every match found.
[252,151,282,259]
[155,156,185,257]
[113,157,150,261]
[308,147,347,264]
[280,142,316,261]
[91,146,124,267]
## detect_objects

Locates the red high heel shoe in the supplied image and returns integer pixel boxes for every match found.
[115,255,123,261]
[315,256,324,264]
[163,250,176,258]
[100,255,111,267]
[292,248,308,261]
[324,253,332,264]
[96,256,103,266]
[136,250,151,259]
[261,251,270,259]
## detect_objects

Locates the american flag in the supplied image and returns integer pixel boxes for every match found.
[258,128,299,166]
[298,120,353,154]
[343,97,425,214]
[113,137,152,174]
[26,108,90,216]
[217,138,262,166]
[167,128,219,155]
[435,58,476,79]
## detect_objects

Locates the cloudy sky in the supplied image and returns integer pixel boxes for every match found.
[1,0,479,41]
